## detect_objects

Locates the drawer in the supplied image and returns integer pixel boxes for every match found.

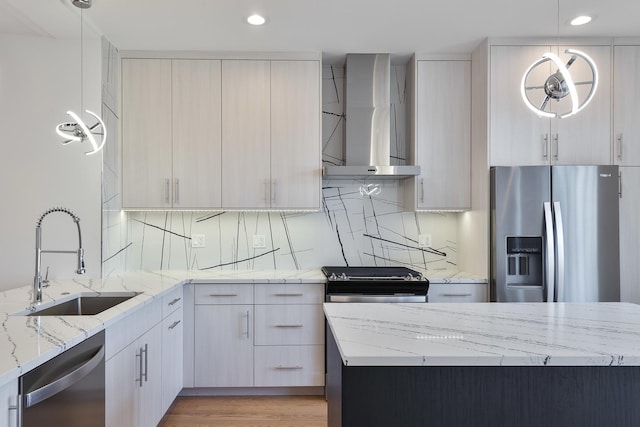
[254,345,324,387]
[194,283,254,305]
[254,283,324,304]
[162,286,183,317]
[428,283,488,303]
[254,305,324,345]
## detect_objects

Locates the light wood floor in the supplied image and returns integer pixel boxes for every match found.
[159,395,328,427]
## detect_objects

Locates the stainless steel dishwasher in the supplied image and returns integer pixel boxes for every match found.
[19,330,105,427]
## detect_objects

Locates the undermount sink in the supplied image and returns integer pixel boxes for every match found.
[17,292,141,316]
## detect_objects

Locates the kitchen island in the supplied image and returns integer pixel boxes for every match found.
[324,302,640,427]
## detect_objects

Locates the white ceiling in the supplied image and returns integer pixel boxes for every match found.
[1,0,639,62]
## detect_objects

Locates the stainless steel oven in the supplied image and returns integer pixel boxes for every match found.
[322,266,429,302]
[19,331,105,427]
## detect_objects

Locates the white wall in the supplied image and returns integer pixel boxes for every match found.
[0,34,102,291]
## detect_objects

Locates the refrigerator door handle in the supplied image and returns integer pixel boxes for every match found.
[543,202,555,302]
[553,201,565,302]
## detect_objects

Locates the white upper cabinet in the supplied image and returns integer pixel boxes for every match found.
[614,45,640,166]
[221,60,272,209]
[490,44,611,166]
[122,59,172,208]
[413,59,471,210]
[270,60,321,210]
[172,60,222,208]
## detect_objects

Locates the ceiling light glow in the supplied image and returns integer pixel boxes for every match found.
[570,15,592,26]
[247,14,266,26]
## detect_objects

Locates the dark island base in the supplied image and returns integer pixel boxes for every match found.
[327,332,640,427]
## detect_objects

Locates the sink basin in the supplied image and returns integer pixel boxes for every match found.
[21,292,140,316]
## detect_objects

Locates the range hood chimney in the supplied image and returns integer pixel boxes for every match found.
[323,53,420,179]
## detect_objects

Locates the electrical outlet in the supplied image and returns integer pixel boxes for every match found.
[418,234,432,248]
[252,234,266,249]
[191,234,206,248]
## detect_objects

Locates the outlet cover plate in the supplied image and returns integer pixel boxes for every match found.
[252,235,266,249]
[191,234,206,248]
[418,234,432,248]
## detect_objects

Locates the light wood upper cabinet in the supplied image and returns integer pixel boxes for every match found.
[413,59,471,210]
[490,44,611,166]
[122,59,172,208]
[614,46,640,166]
[270,60,321,209]
[172,60,222,208]
[221,60,272,208]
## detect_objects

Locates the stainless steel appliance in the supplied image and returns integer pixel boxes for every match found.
[490,165,620,302]
[322,266,429,302]
[19,331,105,427]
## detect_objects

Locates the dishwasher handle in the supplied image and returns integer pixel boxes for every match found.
[23,345,105,409]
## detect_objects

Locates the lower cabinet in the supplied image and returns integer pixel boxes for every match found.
[194,304,254,387]
[0,378,18,427]
[162,306,184,413]
[106,322,162,427]
[428,283,488,303]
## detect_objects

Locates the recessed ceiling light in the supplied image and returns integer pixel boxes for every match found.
[247,14,267,26]
[570,15,592,26]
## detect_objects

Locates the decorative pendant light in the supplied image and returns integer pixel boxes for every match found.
[55,0,106,155]
[520,0,598,118]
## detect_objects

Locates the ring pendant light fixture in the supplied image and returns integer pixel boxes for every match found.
[520,0,598,118]
[55,0,106,155]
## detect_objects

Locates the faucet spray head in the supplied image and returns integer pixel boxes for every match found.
[77,248,86,274]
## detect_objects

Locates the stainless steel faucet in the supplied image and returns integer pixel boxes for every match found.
[33,207,86,304]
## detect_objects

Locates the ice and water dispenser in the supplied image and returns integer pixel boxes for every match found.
[505,237,543,287]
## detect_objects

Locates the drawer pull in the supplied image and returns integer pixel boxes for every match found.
[168,297,182,306]
[275,365,303,370]
[442,293,473,297]
[168,320,181,330]
[274,293,304,297]
[208,293,239,297]
[275,324,303,328]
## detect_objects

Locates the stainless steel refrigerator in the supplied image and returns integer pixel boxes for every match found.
[490,165,620,302]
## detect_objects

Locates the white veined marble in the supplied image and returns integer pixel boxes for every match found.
[324,302,640,367]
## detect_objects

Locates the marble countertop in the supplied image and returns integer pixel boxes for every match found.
[324,302,640,367]
[0,268,484,388]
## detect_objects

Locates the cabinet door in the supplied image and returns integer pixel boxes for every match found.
[0,378,18,427]
[270,60,321,209]
[620,167,640,303]
[614,46,640,166]
[172,60,222,208]
[221,60,271,208]
[138,323,163,427]
[194,305,254,387]
[553,45,611,165]
[416,60,471,209]
[161,307,183,413]
[122,59,172,208]
[490,45,552,166]
[106,343,137,427]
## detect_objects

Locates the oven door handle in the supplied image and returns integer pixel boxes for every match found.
[327,295,427,303]
[23,345,105,408]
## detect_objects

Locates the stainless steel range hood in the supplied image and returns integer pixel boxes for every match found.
[323,53,420,179]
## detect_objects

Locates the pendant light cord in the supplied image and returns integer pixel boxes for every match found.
[80,7,84,115]
[556,0,560,55]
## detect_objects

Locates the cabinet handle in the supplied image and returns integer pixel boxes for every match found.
[264,180,269,205]
[8,396,21,427]
[542,134,549,159]
[168,320,181,330]
[553,134,559,160]
[420,178,425,203]
[136,350,143,387]
[275,365,303,370]
[272,179,277,204]
[442,293,473,297]
[164,179,170,204]
[274,293,304,297]
[617,134,623,160]
[208,293,239,297]
[174,178,180,204]
[619,171,623,199]
[245,310,250,339]
[143,343,149,383]
[168,297,181,306]
[275,324,303,328]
